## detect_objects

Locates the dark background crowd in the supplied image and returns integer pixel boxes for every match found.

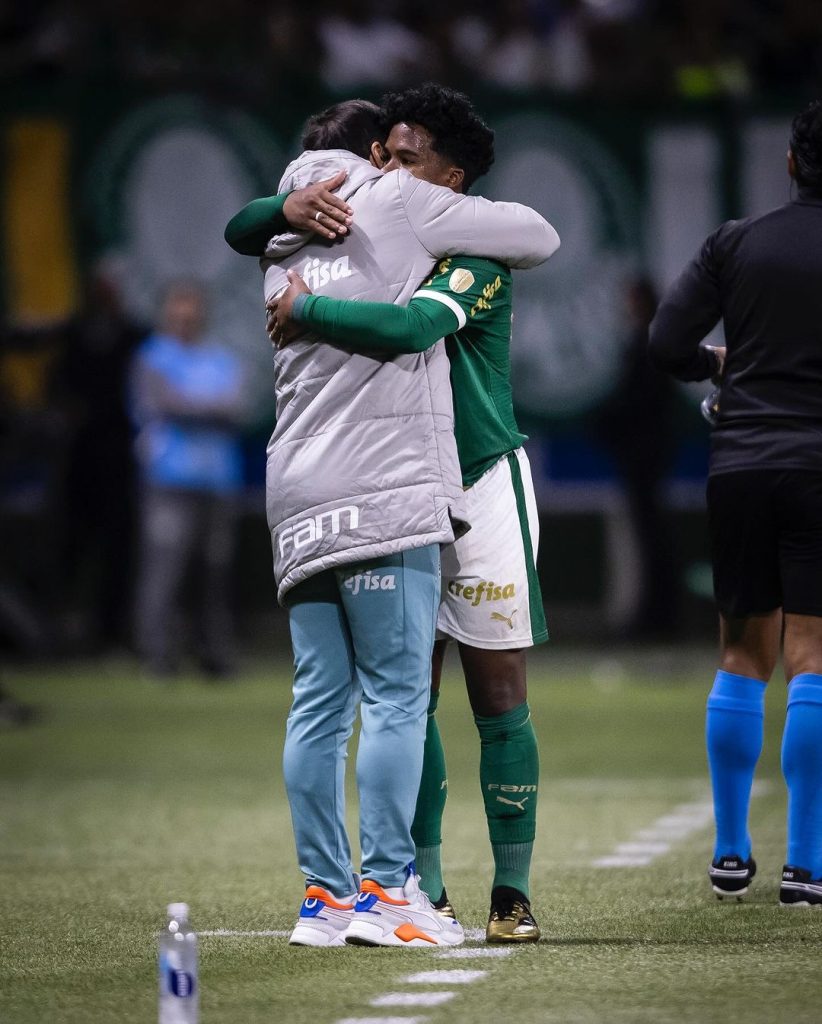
[2,0,820,100]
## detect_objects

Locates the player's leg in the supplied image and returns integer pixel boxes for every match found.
[458,642,533,886]
[283,570,360,946]
[437,449,545,940]
[339,545,464,947]
[777,471,822,904]
[706,471,780,898]
[411,639,450,906]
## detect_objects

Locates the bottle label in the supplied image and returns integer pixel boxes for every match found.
[169,969,196,998]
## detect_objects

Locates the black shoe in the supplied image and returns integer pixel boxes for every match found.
[486,885,540,943]
[780,865,822,907]
[432,888,457,921]
[708,854,756,900]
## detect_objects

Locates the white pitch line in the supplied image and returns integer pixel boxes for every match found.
[464,927,486,941]
[402,969,487,985]
[436,947,514,959]
[592,799,713,868]
[591,785,772,869]
[335,1018,429,1024]
[199,929,289,937]
[371,992,456,1007]
[593,855,658,868]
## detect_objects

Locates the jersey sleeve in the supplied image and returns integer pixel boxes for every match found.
[224,193,291,255]
[411,257,511,332]
[293,293,459,354]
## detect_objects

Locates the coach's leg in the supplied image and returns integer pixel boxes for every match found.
[284,573,359,898]
[706,612,778,860]
[342,545,439,887]
[782,614,822,879]
[459,644,538,898]
[412,639,449,900]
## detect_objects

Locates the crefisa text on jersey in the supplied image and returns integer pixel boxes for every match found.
[300,255,354,290]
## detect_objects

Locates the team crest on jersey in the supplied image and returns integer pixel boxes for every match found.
[449,268,475,294]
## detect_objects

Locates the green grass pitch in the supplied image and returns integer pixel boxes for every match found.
[2,649,821,1023]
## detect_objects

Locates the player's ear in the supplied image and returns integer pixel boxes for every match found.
[447,166,465,192]
[369,141,386,169]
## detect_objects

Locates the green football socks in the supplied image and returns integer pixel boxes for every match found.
[412,689,447,899]
[475,701,539,898]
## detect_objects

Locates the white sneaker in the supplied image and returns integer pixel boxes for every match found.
[343,867,465,947]
[289,885,355,947]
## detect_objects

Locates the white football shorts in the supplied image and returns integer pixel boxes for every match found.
[437,447,548,650]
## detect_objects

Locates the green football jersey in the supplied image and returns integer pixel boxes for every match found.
[415,255,527,487]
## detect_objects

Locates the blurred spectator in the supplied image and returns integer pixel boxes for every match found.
[59,257,145,653]
[317,0,427,90]
[131,282,246,680]
[590,277,679,640]
[454,0,551,91]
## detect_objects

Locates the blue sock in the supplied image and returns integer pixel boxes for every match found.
[706,670,766,860]
[782,673,822,879]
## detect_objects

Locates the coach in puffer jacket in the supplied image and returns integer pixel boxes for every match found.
[264,148,559,603]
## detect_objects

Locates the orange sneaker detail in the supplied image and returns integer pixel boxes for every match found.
[304,885,353,911]
[394,923,437,944]
[360,879,410,906]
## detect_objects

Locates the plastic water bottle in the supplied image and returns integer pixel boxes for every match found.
[158,903,198,1024]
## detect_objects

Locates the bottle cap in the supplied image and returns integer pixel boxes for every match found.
[167,902,189,920]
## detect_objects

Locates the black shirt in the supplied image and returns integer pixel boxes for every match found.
[648,189,822,474]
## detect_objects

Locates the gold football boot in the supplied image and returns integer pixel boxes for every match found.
[486,886,540,943]
[433,889,457,920]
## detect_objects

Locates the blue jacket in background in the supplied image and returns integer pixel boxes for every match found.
[132,333,245,493]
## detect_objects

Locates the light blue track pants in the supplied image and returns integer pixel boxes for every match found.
[283,544,440,895]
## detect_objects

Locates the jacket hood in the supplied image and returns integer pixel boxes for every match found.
[277,149,380,200]
[264,150,381,261]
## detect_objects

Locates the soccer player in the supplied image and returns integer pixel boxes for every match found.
[649,99,822,906]
[227,99,559,947]
[270,85,555,942]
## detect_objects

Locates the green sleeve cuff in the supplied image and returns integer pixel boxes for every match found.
[297,294,460,353]
[224,192,292,255]
[292,292,311,322]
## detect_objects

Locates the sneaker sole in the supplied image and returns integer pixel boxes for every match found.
[344,918,464,947]
[486,929,541,943]
[711,884,749,901]
[289,923,348,947]
[780,889,822,908]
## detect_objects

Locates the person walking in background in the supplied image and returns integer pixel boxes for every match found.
[649,99,822,906]
[131,281,246,680]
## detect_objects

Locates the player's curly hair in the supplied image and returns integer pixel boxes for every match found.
[789,99,822,194]
[380,83,495,191]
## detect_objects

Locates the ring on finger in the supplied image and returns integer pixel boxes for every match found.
[314,211,323,222]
